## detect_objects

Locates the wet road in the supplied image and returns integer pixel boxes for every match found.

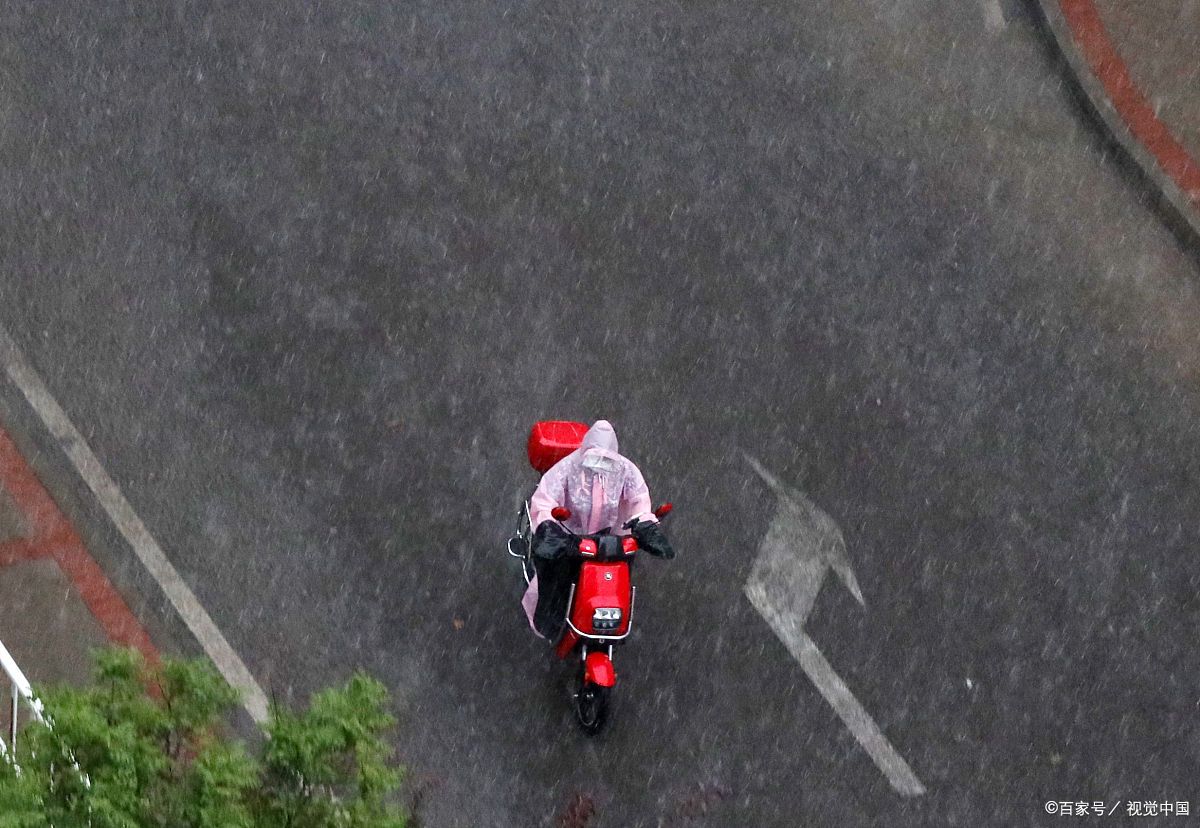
[2,0,1200,825]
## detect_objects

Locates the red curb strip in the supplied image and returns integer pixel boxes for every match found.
[1059,0,1200,206]
[0,425,159,664]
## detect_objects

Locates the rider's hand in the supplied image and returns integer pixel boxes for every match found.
[631,519,675,560]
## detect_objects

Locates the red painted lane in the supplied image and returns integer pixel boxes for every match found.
[0,425,159,664]
[1059,0,1200,205]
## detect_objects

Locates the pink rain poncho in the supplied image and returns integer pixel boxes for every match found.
[521,420,658,634]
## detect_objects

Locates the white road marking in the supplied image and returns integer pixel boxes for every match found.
[0,325,269,724]
[744,456,864,620]
[983,0,1006,32]
[744,454,926,797]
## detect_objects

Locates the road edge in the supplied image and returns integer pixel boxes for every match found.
[1032,0,1200,250]
[0,324,270,724]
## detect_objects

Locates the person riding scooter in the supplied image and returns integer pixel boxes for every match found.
[521,420,674,640]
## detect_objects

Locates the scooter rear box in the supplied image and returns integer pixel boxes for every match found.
[527,421,588,473]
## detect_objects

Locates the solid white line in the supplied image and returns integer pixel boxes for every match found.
[745,581,926,797]
[0,325,269,724]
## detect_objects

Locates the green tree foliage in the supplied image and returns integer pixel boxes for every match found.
[0,649,407,828]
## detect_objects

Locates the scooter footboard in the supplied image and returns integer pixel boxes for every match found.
[584,650,616,687]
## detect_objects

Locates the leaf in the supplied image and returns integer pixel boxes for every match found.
[0,649,408,827]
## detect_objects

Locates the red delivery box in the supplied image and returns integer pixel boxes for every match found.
[527,421,588,473]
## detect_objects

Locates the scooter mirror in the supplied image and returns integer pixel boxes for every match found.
[654,502,673,518]
[551,506,572,521]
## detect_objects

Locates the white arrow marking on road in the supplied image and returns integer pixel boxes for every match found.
[743,454,926,797]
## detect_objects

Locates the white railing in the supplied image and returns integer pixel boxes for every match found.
[0,637,45,758]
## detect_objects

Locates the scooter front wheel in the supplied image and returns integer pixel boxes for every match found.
[573,676,610,736]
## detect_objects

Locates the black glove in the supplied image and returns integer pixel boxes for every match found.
[631,519,674,559]
[532,519,575,561]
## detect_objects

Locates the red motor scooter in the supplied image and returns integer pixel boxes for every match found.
[508,421,672,735]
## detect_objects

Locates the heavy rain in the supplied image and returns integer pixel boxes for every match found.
[1,0,1198,825]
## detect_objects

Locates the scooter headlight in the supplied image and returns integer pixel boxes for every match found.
[592,607,622,631]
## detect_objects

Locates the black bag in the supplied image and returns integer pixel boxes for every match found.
[531,521,580,640]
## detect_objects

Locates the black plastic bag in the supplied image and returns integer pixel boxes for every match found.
[531,521,580,640]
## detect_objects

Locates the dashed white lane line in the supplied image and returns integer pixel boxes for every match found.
[0,325,269,724]
[744,454,926,797]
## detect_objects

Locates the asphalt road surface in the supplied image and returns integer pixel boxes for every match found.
[3,0,1200,825]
